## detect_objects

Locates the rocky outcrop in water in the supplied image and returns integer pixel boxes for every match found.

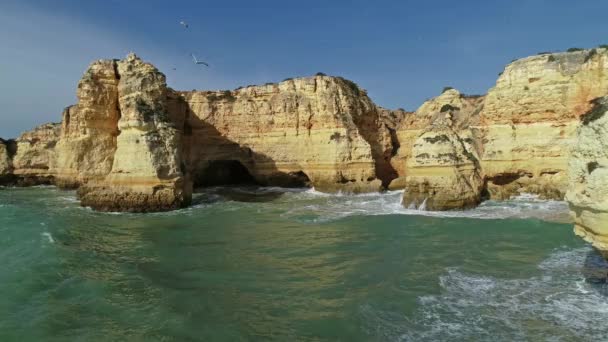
[397,89,484,209]
[566,96,608,257]
[76,53,191,212]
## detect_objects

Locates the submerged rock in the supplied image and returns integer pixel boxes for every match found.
[566,96,608,257]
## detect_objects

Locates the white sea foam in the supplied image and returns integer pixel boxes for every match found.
[41,232,54,243]
[358,247,608,341]
[273,189,571,224]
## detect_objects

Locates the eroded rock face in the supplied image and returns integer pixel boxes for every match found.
[566,97,608,257]
[0,139,15,182]
[479,48,608,199]
[78,53,191,212]
[12,123,60,185]
[181,76,397,193]
[401,109,484,210]
[390,89,483,191]
[54,59,120,188]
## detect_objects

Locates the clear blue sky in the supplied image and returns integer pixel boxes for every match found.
[2,0,608,138]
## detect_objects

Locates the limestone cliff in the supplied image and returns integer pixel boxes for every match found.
[400,93,484,210]
[479,48,608,199]
[566,97,608,257]
[181,76,398,193]
[11,123,60,185]
[0,139,15,182]
[78,53,191,212]
[54,59,120,188]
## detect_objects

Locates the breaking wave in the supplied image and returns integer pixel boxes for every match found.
[189,187,570,224]
[360,247,608,341]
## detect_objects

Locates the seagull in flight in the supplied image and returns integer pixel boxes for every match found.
[180,20,189,28]
[191,53,209,67]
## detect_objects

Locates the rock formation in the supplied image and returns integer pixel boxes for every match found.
[0,139,15,183]
[54,59,121,188]
[398,89,485,209]
[180,76,398,193]
[2,47,608,217]
[479,48,608,200]
[566,97,608,257]
[76,53,191,212]
[11,123,60,185]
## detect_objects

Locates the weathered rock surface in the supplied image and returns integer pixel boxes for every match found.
[5,47,608,216]
[54,59,120,188]
[11,123,60,185]
[479,48,608,200]
[181,76,398,193]
[77,53,191,212]
[391,88,483,192]
[0,139,15,181]
[566,97,608,257]
[400,92,484,210]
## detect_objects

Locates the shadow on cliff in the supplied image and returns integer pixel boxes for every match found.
[582,248,608,296]
[173,96,312,203]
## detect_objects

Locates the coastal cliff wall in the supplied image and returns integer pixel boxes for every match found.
[566,97,608,257]
[180,76,398,193]
[479,48,608,199]
[2,48,608,220]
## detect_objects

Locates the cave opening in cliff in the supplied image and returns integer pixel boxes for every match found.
[194,160,258,187]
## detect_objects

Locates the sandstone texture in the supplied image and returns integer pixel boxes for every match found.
[566,97,608,257]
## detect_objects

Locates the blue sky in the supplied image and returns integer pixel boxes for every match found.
[2,0,608,137]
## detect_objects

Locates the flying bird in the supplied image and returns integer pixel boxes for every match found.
[191,53,209,67]
[180,20,189,28]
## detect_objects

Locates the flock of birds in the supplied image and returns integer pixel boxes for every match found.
[179,20,209,69]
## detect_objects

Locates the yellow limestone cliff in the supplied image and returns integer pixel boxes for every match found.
[77,53,191,212]
[12,123,60,185]
[566,97,608,257]
[398,89,485,210]
[479,48,608,199]
[180,76,398,193]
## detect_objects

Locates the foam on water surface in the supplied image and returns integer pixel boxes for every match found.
[360,247,608,341]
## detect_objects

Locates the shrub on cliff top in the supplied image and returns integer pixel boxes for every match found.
[337,77,360,96]
[599,44,608,49]
[442,86,454,93]
[567,47,584,52]
[440,104,460,113]
[315,72,327,76]
[584,49,598,63]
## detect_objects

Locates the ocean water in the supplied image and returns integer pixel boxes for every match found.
[0,186,607,341]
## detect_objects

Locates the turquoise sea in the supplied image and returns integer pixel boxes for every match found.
[0,186,607,341]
